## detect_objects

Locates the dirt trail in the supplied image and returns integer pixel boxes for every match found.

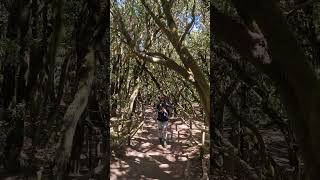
[110,106,203,180]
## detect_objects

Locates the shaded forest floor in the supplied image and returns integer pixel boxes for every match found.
[111,106,207,180]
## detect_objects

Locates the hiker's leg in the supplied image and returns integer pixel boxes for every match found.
[161,121,167,139]
[157,120,163,140]
[158,121,163,144]
[163,121,168,141]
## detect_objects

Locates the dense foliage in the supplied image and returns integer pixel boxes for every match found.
[0,0,109,179]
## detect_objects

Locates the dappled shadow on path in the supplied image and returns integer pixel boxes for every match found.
[111,106,201,180]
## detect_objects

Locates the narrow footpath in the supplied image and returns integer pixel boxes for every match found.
[111,106,203,180]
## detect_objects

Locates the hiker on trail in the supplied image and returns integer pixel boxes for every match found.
[157,104,169,147]
[156,95,165,107]
[155,95,171,146]
[156,95,171,115]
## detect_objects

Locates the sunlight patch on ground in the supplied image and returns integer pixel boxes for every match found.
[134,157,141,164]
[134,137,147,140]
[110,159,129,168]
[156,144,164,148]
[127,151,145,158]
[145,109,154,113]
[145,151,161,156]
[140,175,160,180]
[111,168,129,176]
[159,164,170,168]
[141,142,152,148]
[178,156,188,161]
[164,154,176,162]
[143,125,157,129]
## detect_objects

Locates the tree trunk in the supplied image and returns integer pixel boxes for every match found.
[53,50,95,179]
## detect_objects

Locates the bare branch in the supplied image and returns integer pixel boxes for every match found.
[141,0,172,38]
[112,6,136,48]
[160,0,177,30]
[133,50,192,82]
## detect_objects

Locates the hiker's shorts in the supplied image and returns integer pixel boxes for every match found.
[157,120,168,140]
